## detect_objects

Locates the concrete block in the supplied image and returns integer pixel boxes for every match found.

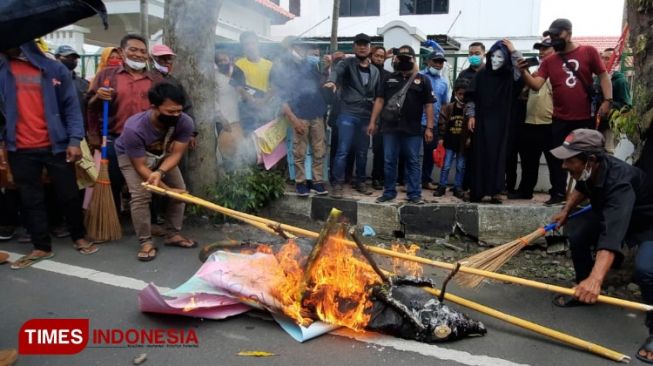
[399,204,457,240]
[312,196,358,224]
[356,201,400,237]
[454,204,479,238]
[477,204,558,245]
[262,192,312,224]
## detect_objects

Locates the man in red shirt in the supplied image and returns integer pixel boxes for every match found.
[519,18,612,205]
[87,34,164,213]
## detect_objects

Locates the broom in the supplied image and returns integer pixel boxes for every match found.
[84,79,122,241]
[456,205,592,288]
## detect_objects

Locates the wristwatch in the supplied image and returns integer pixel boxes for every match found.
[155,169,167,178]
[603,98,613,104]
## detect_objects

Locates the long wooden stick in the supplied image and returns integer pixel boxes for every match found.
[142,183,653,313]
[187,195,629,363]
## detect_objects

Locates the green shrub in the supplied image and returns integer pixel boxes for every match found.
[208,167,286,221]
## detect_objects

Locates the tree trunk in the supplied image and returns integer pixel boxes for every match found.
[626,0,653,167]
[164,0,222,195]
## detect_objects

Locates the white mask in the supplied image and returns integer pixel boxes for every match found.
[124,57,147,70]
[577,161,592,182]
[490,51,505,71]
[153,59,169,74]
[428,67,441,76]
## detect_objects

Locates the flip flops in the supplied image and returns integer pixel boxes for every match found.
[164,235,198,248]
[137,241,158,262]
[637,335,653,364]
[10,252,55,270]
[0,252,8,264]
[74,240,99,255]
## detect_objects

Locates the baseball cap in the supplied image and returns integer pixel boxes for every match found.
[353,33,371,44]
[550,129,605,159]
[54,45,79,57]
[151,44,176,57]
[533,38,553,50]
[426,50,446,61]
[396,46,416,58]
[543,18,572,37]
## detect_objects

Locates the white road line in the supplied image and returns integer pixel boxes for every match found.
[4,251,528,366]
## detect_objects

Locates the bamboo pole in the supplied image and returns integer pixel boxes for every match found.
[142,183,653,313]
[424,287,630,363]
[177,188,630,364]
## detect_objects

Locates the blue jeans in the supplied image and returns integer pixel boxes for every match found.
[333,113,369,185]
[438,149,466,189]
[382,132,422,200]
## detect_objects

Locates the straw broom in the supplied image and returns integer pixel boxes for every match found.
[456,205,592,288]
[85,80,122,241]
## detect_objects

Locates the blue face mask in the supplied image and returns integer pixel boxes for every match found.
[468,55,482,66]
[428,67,441,76]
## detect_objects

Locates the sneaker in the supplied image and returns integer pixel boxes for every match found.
[311,182,328,195]
[407,197,425,205]
[330,184,344,199]
[507,192,533,200]
[422,182,437,190]
[453,188,465,199]
[544,194,565,206]
[375,195,395,203]
[296,182,310,197]
[433,186,446,197]
[0,226,15,241]
[354,182,372,195]
[371,180,383,190]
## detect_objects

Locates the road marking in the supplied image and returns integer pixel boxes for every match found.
[4,251,528,366]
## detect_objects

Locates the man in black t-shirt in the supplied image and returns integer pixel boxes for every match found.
[367,46,435,204]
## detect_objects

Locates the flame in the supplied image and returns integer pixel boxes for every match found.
[391,243,423,277]
[183,295,197,312]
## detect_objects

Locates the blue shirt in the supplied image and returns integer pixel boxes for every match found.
[420,69,449,129]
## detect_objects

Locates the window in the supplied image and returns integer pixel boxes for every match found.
[289,0,301,16]
[339,0,380,17]
[269,0,280,5]
[400,0,448,15]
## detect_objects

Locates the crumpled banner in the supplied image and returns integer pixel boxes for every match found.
[138,250,339,342]
[254,118,289,155]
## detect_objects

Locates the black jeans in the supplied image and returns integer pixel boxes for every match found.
[371,132,384,182]
[549,119,594,197]
[568,211,653,332]
[8,149,85,252]
[0,188,20,227]
[517,123,557,196]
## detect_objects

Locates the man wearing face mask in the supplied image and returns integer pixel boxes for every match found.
[420,51,449,191]
[115,82,196,261]
[55,45,89,124]
[453,42,485,101]
[87,34,164,214]
[519,18,612,206]
[324,33,381,198]
[548,129,653,363]
[368,46,435,204]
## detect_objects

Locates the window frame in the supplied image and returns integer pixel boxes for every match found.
[399,0,449,15]
[339,0,381,17]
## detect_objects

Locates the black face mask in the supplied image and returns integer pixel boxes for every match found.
[158,113,180,127]
[355,54,368,61]
[551,38,567,52]
[61,58,78,71]
[395,60,414,71]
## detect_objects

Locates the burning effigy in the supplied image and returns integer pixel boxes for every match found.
[140,211,486,344]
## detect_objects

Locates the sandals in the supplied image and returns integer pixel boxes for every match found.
[74,240,99,255]
[552,294,591,308]
[489,195,503,204]
[138,241,158,262]
[164,234,198,248]
[637,335,653,364]
[11,252,55,270]
[0,251,8,264]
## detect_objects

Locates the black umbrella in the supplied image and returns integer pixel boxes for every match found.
[0,0,108,50]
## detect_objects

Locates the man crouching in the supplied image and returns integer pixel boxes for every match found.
[115,82,197,261]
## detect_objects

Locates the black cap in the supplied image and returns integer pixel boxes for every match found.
[543,18,572,37]
[396,46,416,58]
[54,45,79,57]
[353,33,371,44]
[533,38,553,50]
[426,50,446,61]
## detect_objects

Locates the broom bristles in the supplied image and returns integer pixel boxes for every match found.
[456,228,546,288]
[84,162,122,241]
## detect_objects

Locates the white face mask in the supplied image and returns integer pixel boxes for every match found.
[153,59,169,74]
[428,67,441,76]
[490,51,505,70]
[577,161,592,182]
[124,57,147,70]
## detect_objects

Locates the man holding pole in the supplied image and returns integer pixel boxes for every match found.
[549,128,653,363]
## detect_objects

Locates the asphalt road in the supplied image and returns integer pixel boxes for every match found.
[0,222,649,366]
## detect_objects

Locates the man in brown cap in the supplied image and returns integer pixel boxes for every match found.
[549,128,653,363]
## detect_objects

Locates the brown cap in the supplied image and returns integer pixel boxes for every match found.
[550,129,605,159]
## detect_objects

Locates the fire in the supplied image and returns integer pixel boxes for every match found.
[390,243,423,277]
